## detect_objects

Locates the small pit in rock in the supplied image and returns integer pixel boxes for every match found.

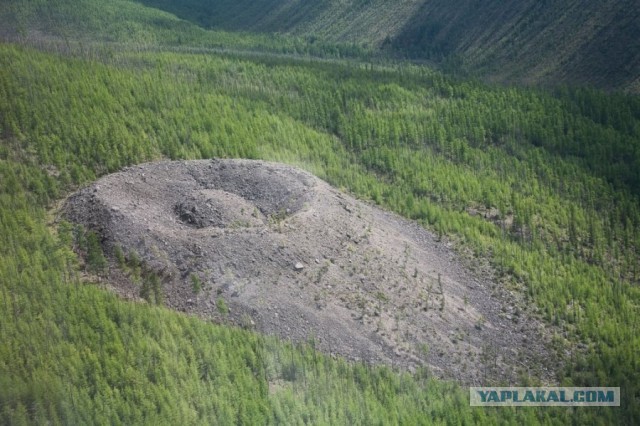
[174,190,265,229]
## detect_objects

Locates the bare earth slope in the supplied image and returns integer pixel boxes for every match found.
[64,159,553,383]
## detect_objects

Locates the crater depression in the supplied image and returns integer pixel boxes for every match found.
[64,159,553,383]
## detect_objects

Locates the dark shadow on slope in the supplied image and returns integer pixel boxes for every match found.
[392,0,640,92]
[133,0,330,34]
[391,0,531,61]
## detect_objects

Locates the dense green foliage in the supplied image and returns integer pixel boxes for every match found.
[133,0,420,49]
[5,0,638,92]
[1,0,639,424]
[137,0,640,92]
[0,0,373,60]
[0,44,532,425]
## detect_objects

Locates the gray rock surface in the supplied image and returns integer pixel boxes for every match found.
[64,159,555,384]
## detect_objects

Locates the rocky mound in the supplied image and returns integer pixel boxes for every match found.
[64,159,554,383]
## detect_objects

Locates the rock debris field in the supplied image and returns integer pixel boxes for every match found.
[64,159,554,384]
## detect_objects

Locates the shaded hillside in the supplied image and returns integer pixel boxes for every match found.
[393,0,640,91]
[136,0,640,91]
[2,0,638,90]
[135,0,423,46]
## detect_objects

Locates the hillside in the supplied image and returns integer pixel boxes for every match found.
[3,0,638,91]
[135,0,640,92]
[393,0,640,92]
[135,0,423,46]
[0,0,639,424]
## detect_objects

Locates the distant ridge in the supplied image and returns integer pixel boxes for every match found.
[393,0,640,92]
[136,0,640,92]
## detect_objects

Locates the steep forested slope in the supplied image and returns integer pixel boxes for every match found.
[134,0,640,91]
[394,0,640,91]
[135,0,423,46]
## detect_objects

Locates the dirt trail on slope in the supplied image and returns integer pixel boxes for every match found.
[64,159,555,384]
